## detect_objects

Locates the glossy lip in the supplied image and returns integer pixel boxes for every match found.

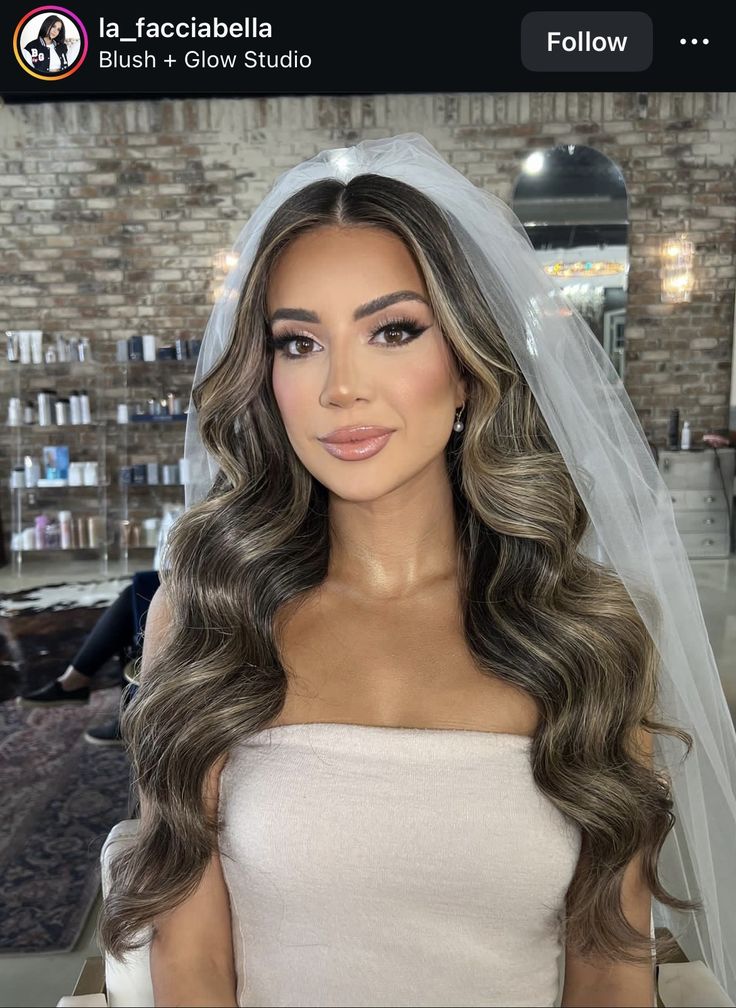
[318,425,395,444]
[320,431,393,461]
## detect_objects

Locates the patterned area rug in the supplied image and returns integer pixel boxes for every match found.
[0,578,134,954]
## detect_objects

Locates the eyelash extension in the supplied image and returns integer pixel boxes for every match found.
[269,316,429,360]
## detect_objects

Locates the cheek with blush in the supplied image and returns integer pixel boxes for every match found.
[271,370,305,438]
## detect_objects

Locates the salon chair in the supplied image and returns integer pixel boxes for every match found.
[56,820,734,1008]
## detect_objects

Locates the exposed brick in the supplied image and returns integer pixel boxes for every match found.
[1,92,735,550]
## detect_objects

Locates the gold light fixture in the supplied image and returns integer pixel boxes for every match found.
[661,234,694,303]
[544,259,625,279]
[211,249,239,303]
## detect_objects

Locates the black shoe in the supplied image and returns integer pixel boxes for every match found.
[84,717,123,747]
[17,679,91,708]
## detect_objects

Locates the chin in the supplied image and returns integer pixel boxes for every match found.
[313,469,391,498]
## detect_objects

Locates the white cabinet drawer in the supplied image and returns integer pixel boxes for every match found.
[674,509,728,533]
[666,489,726,511]
[677,531,731,558]
[685,489,728,510]
[667,489,689,509]
[659,449,734,491]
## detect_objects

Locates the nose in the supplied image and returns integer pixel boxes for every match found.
[318,337,370,410]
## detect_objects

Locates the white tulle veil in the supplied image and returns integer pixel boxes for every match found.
[179,133,736,1001]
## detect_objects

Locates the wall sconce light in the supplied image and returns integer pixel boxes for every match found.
[211,249,239,303]
[660,233,694,303]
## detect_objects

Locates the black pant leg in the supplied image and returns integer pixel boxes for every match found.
[69,584,136,679]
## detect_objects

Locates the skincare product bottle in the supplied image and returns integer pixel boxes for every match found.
[69,391,81,425]
[54,397,69,426]
[19,331,32,364]
[29,331,43,364]
[83,461,98,486]
[34,514,49,550]
[58,510,72,549]
[87,515,102,548]
[667,409,680,450]
[6,397,21,426]
[681,421,691,450]
[142,334,157,361]
[37,389,54,427]
[23,400,34,424]
[24,455,40,488]
[79,389,91,424]
[6,331,19,362]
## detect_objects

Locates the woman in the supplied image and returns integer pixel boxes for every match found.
[98,136,736,1007]
[23,15,77,74]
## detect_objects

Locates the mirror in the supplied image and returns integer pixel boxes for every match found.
[511,144,628,381]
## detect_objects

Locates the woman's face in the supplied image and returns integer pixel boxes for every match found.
[267,225,465,501]
[48,21,62,39]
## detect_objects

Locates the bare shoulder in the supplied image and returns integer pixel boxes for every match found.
[146,583,173,628]
[139,585,175,680]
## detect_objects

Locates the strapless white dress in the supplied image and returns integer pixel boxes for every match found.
[218,722,582,1007]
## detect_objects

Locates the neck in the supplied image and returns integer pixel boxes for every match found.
[325,454,460,603]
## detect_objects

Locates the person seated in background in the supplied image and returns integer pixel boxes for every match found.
[17,569,160,746]
[16,504,181,746]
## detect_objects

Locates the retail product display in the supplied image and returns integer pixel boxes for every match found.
[2,331,201,574]
[12,513,105,553]
[115,335,201,364]
[108,338,198,573]
[2,341,108,577]
[6,330,92,365]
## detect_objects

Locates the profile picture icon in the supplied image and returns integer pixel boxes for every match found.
[14,7,88,81]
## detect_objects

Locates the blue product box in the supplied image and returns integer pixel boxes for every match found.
[42,445,69,479]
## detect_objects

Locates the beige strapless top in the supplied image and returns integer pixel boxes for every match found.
[217,722,582,1008]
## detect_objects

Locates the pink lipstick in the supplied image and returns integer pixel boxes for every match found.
[318,426,395,461]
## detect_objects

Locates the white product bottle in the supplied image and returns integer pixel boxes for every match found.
[143,334,157,361]
[681,420,691,450]
[58,510,72,549]
[69,390,82,425]
[79,389,91,424]
[6,397,21,426]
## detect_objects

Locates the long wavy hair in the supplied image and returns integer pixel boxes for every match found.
[99,173,700,967]
[37,15,65,46]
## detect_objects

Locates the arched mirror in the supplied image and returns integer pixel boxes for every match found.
[512,145,628,381]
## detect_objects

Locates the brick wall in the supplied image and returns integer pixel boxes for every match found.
[1,92,735,560]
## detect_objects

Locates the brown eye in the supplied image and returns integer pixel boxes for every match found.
[291,337,314,356]
[270,333,320,360]
[370,320,429,349]
[382,325,406,346]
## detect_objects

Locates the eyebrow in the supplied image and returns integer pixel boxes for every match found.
[269,290,430,325]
